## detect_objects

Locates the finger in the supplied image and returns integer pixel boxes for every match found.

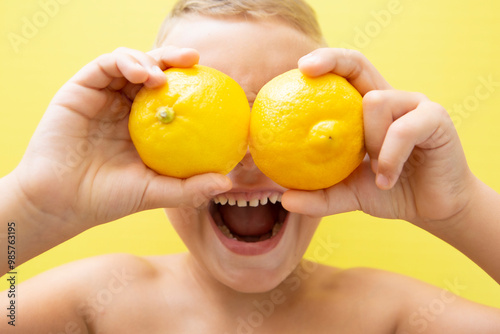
[298,48,392,95]
[72,47,166,90]
[148,46,200,70]
[376,101,449,189]
[121,82,144,102]
[113,47,166,87]
[119,47,201,101]
[282,182,361,217]
[108,77,128,91]
[363,90,429,173]
[140,173,232,210]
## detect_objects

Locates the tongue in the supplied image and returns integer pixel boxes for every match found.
[219,204,277,236]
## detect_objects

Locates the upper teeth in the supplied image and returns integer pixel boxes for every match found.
[214,192,283,207]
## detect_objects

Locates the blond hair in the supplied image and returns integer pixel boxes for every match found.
[155,0,325,47]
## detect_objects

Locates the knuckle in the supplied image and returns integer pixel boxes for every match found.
[425,100,446,113]
[421,101,451,122]
[95,52,113,63]
[112,46,130,54]
[363,90,387,109]
[341,48,365,62]
[345,49,366,68]
[376,156,397,177]
[388,120,412,140]
[142,53,156,64]
[333,48,365,78]
[412,91,429,102]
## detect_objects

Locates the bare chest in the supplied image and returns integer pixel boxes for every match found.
[91,293,393,334]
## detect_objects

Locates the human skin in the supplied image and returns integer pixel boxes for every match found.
[161,15,324,294]
[1,14,500,334]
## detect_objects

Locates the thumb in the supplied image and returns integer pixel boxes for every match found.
[282,183,360,217]
[140,173,232,210]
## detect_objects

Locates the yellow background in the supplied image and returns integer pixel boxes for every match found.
[1,0,500,308]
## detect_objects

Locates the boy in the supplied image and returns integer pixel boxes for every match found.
[1,0,500,332]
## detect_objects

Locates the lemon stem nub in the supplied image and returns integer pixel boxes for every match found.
[156,106,175,124]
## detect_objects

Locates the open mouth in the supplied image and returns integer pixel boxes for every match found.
[209,192,289,243]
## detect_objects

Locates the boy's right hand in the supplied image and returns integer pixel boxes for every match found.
[10,46,231,232]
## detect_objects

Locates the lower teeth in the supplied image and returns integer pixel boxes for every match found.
[217,222,284,241]
[218,224,236,240]
[272,222,283,236]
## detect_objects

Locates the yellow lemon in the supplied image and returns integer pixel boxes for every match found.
[129,65,250,178]
[249,69,365,190]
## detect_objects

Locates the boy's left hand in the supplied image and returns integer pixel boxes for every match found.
[282,48,475,228]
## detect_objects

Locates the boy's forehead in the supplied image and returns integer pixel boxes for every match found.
[160,15,320,98]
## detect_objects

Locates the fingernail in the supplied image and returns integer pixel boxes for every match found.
[151,65,164,75]
[208,176,232,196]
[299,53,318,65]
[134,62,145,71]
[376,173,391,189]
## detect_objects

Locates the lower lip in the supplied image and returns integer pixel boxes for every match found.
[207,210,289,256]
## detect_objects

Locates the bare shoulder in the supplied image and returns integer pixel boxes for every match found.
[282,263,406,333]
[309,264,500,334]
[0,253,162,333]
[304,262,417,295]
[18,252,162,311]
[27,252,160,292]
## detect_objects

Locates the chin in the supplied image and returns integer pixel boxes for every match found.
[214,261,297,294]
[166,190,321,294]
